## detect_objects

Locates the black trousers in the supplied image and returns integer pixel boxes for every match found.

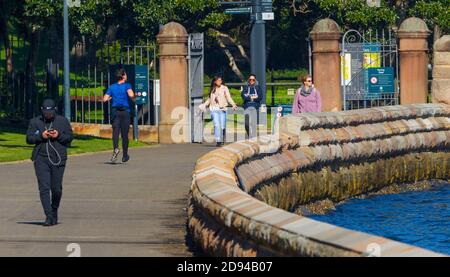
[112,110,130,156]
[34,155,66,218]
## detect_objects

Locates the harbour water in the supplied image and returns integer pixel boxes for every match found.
[310,182,450,255]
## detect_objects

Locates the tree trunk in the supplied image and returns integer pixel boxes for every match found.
[0,1,13,112]
[216,36,245,82]
[213,30,246,82]
[0,1,13,75]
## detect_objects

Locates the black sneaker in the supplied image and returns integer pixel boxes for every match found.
[111,148,120,162]
[43,216,55,227]
[122,154,130,163]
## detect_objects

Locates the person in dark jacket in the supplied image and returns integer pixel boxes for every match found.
[26,98,73,226]
[241,74,262,139]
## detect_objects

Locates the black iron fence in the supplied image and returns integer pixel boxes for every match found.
[0,35,158,125]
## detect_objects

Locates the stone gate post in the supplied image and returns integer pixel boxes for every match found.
[310,19,342,111]
[398,17,430,104]
[157,22,189,143]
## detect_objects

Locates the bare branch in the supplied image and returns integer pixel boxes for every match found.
[291,0,312,16]
[211,29,246,82]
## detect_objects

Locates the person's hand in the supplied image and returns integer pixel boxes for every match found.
[198,103,206,112]
[42,130,50,139]
[49,130,59,139]
[250,95,257,100]
[232,105,238,111]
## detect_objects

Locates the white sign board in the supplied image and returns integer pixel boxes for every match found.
[67,0,81,7]
[262,12,274,20]
[153,79,160,106]
[341,53,352,86]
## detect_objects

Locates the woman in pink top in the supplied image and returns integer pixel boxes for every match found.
[292,75,322,113]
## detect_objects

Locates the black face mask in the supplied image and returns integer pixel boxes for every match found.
[41,99,57,121]
[42,109,56,121]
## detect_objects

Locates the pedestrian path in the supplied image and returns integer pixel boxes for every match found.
[0,144,212,257]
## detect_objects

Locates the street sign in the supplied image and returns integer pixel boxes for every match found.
[224,7,251,14]
[109,64,149,105]
[261,0,273,12]
[262,12,274,20]
[368,67,395,94]
[219,1,251,5]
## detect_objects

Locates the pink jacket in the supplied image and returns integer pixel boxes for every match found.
[292,87,322,113]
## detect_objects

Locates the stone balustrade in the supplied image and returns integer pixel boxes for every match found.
[188,104,450,257]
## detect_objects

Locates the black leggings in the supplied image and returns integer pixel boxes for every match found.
[112,110,130,156]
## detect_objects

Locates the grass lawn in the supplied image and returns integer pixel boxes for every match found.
[0,126,150,163]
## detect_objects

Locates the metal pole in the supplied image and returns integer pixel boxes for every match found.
[250,0,266,105]
[188,34,192,143]
[134,103,139,141]
[63,0,70,120]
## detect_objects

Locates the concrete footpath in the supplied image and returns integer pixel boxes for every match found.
[0,144,212,257]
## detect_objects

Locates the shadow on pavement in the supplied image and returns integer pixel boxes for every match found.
[16,221,46,226]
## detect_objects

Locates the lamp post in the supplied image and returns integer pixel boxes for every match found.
[63,0,70,120]
[63,0,80,120]
[250,0,267,106]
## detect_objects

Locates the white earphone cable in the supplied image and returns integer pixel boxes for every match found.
[45,122,62,166]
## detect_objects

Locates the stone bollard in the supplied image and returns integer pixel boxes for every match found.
[432,35,450,105]
[310,19,342,112]
[398,17,430,104]
[156,22,189,143]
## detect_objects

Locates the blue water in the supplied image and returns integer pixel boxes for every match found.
[310,182,450,255]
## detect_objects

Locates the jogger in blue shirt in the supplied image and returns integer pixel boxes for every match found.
[103,68,135,163]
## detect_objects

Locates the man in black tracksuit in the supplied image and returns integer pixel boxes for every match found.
[26,98,73,226]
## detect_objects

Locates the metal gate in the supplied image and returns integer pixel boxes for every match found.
[188,33,204,143]
[341,29,399,110]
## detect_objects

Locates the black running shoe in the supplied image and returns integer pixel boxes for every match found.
[111,148,120,162]
[122,154,130,163]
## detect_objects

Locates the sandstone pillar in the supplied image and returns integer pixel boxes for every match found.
[398,17,430,104]
[156,22,189,144]
[432,35,450,105]
[310,19,342,112]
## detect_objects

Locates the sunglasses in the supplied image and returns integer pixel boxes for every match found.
[306,80,312,83]
[249,78,256,81]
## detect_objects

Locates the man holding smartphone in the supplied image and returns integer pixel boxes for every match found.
[26,98,73,226]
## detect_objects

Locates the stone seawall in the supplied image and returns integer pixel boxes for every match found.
[188,104,450,257]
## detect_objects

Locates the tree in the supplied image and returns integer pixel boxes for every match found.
[409,0,450,41]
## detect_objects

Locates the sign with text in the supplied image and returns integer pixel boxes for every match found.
[134,65,149,105]
[262,12,274,20]
[367,67,395,95]
[363,43,381,69]
[224,7,251,14]
[341,53,352,86]
[261,0,273,12]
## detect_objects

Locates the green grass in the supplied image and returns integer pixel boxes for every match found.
[0,126,150,163]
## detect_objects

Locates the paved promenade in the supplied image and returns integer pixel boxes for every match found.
[0,144,212,257]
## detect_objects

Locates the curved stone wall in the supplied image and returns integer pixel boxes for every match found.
[188,104,450,257]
